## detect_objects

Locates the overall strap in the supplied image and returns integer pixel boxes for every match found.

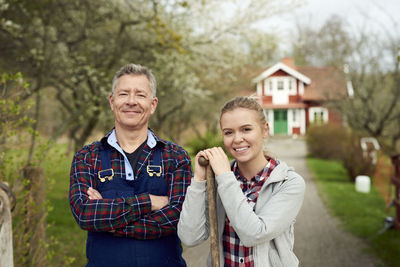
[98,143,114,182]
[146,145,163,178]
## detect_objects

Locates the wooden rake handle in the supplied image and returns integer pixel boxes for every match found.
[199,156,220,267]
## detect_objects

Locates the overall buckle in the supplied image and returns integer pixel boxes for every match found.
[98,169,114,182]
[147,165,162,177]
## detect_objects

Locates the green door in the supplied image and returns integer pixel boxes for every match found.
[274,110,288,134]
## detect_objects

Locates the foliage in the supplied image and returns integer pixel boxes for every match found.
[292,13,400,156]
[0,72,33,181]
[0,72,62,266]
[0,0,290,149]
[185,130,225,156]
[307,157,400,267]
[306,124,347,159]
[306,124,375,181]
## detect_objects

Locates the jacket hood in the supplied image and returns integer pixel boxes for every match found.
[264,160,293,185]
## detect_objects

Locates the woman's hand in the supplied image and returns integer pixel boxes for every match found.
[193,151,208,181]
[87,187,103,200]
[203,147,231,177]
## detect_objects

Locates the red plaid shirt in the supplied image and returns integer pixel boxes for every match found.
[69,129,192,239]
[223,157,279,266]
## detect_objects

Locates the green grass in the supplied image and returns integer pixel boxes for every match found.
[307,157,400,267]
[42,144,87,266]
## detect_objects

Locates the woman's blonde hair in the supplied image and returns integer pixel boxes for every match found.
[220,96,267,127]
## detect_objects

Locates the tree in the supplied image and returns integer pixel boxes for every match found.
[1,0,293,149]
[291,11,400,155]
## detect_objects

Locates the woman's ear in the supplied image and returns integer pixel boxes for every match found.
[263,122,269,138]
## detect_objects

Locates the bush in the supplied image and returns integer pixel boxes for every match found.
[185,130,224,156]
[306,124,375,182]
[340,132,376,182]
[306,124,347,159]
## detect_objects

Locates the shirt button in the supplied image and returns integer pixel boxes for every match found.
[239,258,244,263]
[128,173,132,176]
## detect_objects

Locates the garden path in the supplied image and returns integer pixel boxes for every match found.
[182,136,382,267]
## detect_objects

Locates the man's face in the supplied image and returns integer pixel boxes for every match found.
[109,74,158,131]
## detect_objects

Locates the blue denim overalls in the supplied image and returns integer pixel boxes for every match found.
[86,141,186,267]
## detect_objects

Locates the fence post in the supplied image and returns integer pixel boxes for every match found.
[391,155,400,231]
[0,181,15,267]
[23,166,47,266]
[199,156,220,267]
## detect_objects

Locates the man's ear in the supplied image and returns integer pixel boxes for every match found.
[150,97,158,114]
[109,94,114,111]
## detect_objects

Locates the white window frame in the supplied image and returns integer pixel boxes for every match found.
[277,79,284,90]
[309,107,328,124]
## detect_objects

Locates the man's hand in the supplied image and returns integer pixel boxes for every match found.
[149,194,168,211]
[87,187,103,200]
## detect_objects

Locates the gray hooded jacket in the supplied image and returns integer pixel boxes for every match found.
[178,160,306,267]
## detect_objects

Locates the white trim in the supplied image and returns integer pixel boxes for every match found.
[300,109,306,134]
[257,82,262,96]
[299,81,304,95]
[252,62,311,85]
[265,109,274,136]
[263,80,268,95]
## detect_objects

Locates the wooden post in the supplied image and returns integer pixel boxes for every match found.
[199,156,220,267]
[0,181,14,267]
[391,155,400,231]
[23,166,47,267]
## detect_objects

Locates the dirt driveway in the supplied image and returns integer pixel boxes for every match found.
[182,136,382,267]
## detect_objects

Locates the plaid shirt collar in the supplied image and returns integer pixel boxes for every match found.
[100,128,165,181]
[101,128,166,148]
[232,156,278,184]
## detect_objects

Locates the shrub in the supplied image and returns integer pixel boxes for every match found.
[339,132,376,182]
[306,124,375,182]
[185,130,224,156]
[306,124,347,159]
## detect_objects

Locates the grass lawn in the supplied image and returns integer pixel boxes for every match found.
[307,157,400,267]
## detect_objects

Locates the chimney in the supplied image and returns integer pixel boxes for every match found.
[281,57,295,69]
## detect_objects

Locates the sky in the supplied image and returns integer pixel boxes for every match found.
[258,0,400,43]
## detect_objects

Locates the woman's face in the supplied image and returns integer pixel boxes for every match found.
[220,108,268,165]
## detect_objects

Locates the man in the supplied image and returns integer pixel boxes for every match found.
[69,64,192,267]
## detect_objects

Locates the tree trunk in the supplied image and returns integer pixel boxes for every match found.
[0,181,14,267]
[23,166,47,267]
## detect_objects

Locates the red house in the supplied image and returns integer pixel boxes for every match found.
[252,58,348,135]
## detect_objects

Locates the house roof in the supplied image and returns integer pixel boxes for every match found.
[297,66,347,101]
[252,62,311,85]
[252,58,347,101]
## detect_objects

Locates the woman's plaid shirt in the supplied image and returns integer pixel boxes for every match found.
[69,130,192,239]
[222,157,279,266]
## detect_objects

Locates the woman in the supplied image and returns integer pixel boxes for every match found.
[178,96,305,267]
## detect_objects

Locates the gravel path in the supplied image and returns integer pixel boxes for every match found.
[182,137,382,267]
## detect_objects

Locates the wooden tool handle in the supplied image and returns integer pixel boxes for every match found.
[198,156,209,167]
[199,156,220,267]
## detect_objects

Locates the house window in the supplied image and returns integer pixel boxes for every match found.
[314,111,324,124]
[309,107,328,124]
[269,80,273,92]
[292,109,297,122]
[277,80,284,90]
